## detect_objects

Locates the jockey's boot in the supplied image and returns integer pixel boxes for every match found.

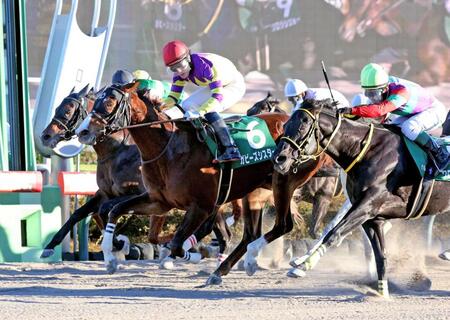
[205,112,241,163]
[415,132,450,178]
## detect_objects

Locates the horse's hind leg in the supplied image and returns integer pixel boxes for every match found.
[362,219,389,298]
[41,192,103,259]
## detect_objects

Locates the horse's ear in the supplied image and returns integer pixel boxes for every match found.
[95,86,106,97]
[123,81,140,92]
[70,86,75,94]
[78,83,90,97]
[266,91,272,98]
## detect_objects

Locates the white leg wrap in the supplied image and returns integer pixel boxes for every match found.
[182,235,197,251]
[245,237,267,268]
[182,250,201,264]
[247,236,268,257]
[102,223,116,253]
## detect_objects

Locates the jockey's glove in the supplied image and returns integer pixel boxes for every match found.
[337,107,358,119]
[162,95,177,110]
[184,110,201,119]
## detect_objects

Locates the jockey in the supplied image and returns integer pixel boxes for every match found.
[162,40,245,163]
[132,69,172,99]
[284,78,349,111]
[339,63,450,177]
[112,69,134,86]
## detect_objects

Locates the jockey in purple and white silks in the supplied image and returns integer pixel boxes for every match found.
[162,40,245,163]
[338,63,450,178]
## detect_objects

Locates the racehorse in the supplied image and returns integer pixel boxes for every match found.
[40,85,146,258]
[40,85,240,260]
[247,92,342,238]
[272,99,450,298]
[76,82,330,276]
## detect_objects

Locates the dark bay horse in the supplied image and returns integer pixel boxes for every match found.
[40,86,241,261]
[76,82,329,277]
[273,99,450,298]
[40,85,146,258]
[248,92,343,238]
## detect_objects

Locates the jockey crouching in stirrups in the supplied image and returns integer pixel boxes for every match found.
[338,63,450,179]
[162,40,245,163]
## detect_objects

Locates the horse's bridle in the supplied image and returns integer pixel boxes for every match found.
[280,108,342,166]
[53,96,89,140]
[90,87,132,137]
[91,86,178,164]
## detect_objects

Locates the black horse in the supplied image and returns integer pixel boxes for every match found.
[247,92,342,238]
[273,99,450,298]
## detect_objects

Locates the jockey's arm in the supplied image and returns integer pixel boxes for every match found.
[164,75,187,107]
[198,77,224,116]
[351,86,409,118]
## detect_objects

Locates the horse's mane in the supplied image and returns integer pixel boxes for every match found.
[137,90,164,110]
[301,98,336,117]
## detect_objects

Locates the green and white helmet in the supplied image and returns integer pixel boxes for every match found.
[360,63,389,89]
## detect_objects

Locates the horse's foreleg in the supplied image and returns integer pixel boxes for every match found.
[288,198,352,276]
[293,197,374,275]
[102,192,167,273]
[244,174,297,276]
[41,192,103,258]
[206,196,262,285]
[362,219,389,298]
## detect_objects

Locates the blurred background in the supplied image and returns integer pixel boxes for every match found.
[27,0,450,114]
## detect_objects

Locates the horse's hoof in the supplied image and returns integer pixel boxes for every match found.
[438,251,450,261]
[40,249,55,259]
[245,262,258,276]
[189,252,202,264]
[158,245,171,261]
[160,257,175,270]
[205,274,222,286]
[106,258,118,274]
[287,268,306,278]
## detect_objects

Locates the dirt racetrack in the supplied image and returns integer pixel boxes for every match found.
[0,248,449,320]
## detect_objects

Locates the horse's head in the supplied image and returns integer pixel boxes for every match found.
[246,92,285,116]
[76,81,146,145]
[40,84,92,148]
[273,99,337,175]
[76,81,165,145]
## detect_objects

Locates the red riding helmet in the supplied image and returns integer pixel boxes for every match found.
[162,40,190,66]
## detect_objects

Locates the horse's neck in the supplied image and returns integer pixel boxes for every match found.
[93,132,128,161]
[320,117,377,169]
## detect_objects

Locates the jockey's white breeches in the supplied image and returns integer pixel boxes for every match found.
[385,99,447,140]
[181,72,245,114]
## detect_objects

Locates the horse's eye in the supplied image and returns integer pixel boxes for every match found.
[302,118,308,123]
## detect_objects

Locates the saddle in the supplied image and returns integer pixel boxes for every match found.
[190,116,277,170]
[403,136,450,219]
[189,115,276,206]
[383,124,449,218]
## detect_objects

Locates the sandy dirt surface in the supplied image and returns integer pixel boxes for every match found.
[0,248,449,320]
